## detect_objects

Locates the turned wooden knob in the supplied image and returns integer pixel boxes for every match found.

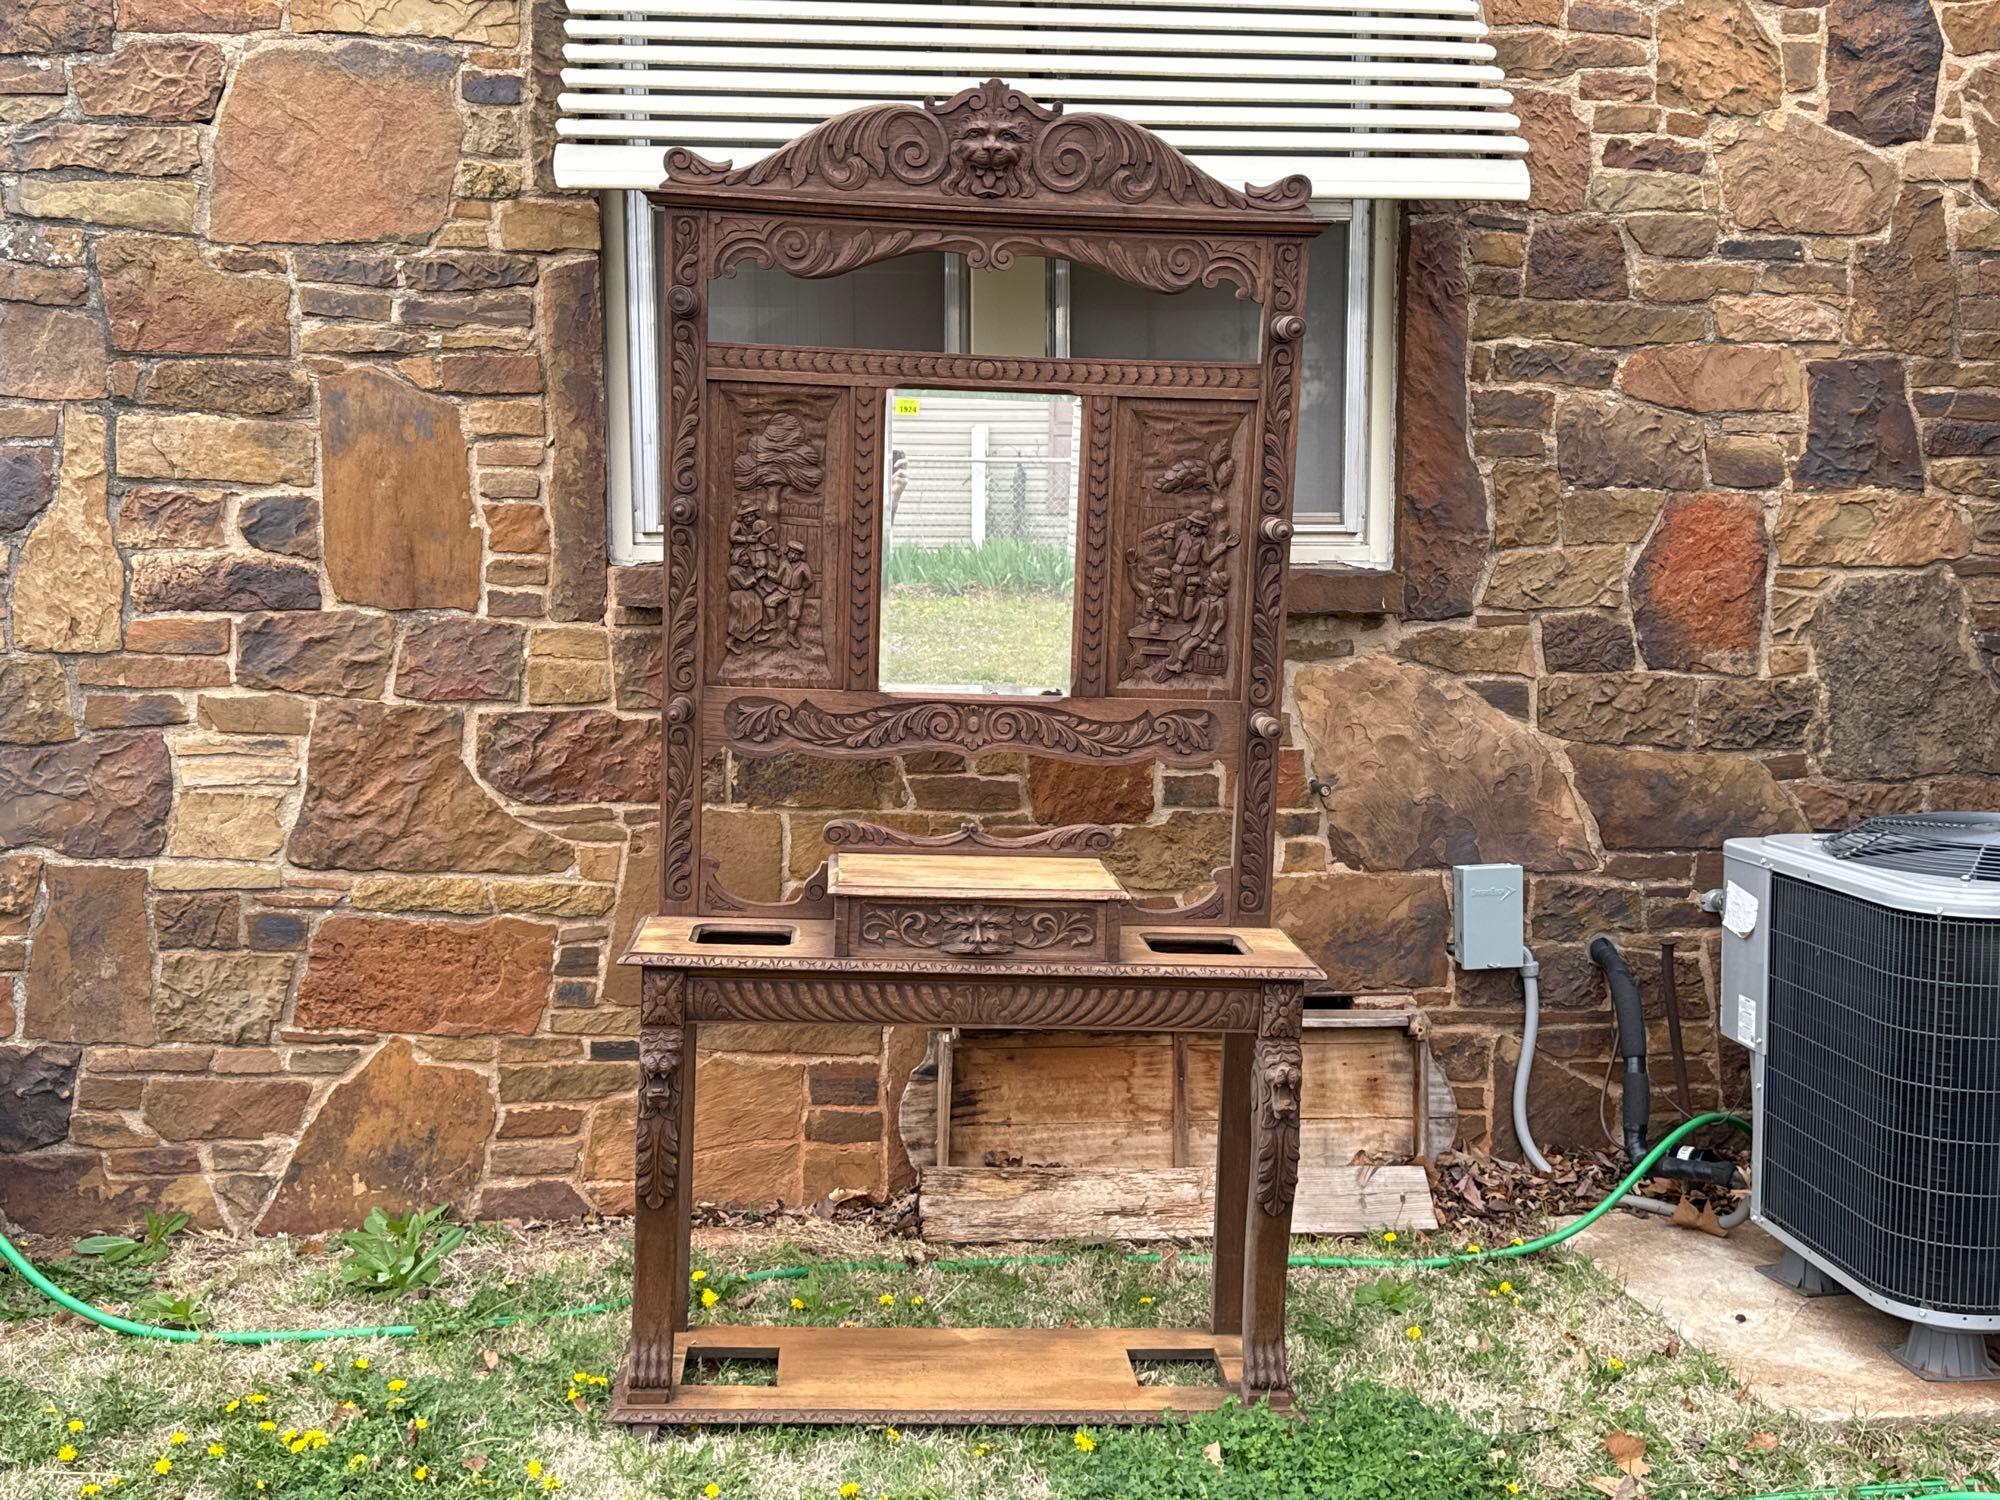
[668,285,700,317]
[1260,517,1293,543]
[1251,713,1282,739]
[666,694,694,725]
[1270,314,1305,343]
[669,495,697,525]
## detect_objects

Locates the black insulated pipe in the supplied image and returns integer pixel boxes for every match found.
[1589,933,1740,1189]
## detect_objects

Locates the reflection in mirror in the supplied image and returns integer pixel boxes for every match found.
[880,389,1080,697]
[708,253,951,350]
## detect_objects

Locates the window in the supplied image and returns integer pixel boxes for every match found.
[605,195,1396,569]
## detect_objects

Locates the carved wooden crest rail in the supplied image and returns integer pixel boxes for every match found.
[618,78,1327,1430]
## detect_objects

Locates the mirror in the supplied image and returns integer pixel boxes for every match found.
[880,389,1080,697]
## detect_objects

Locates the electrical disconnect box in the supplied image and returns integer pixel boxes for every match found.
[1450,863,1524,970]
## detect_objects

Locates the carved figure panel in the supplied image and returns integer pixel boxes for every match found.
[1113,402,1250,694]
[708,384,849,687]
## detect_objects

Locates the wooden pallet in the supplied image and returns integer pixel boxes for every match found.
[612,1325,1254,1427]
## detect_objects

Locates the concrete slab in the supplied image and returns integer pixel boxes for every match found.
[1576,1213,2000,1424]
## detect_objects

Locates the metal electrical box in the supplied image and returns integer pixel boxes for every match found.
[1450,863,1524,970]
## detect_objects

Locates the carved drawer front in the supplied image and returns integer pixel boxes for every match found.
[827,852,1126,965]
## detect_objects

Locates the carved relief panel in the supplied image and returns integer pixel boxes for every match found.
[1111,400,1252,696]
[705,384,852,687]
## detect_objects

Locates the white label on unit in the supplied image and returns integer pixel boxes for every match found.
[1735,991,1760,1049]
[1722,881,1759,938]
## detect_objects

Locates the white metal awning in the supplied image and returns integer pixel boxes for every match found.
[553,0,1532,202]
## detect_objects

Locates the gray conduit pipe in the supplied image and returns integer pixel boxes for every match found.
[1512,945,1677,1217]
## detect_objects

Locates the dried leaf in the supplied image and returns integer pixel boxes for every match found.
[480,1349,499,1372]
[1202,1441,1223,1470]
[464,1455,489,1474]
[1655,1338,1681,1358]
[1745,1432,1779,1453]
[1605,1431,1648,1474]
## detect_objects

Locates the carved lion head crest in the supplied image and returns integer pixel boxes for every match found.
[945,111,1032,198]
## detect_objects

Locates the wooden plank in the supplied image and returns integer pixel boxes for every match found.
[830,851,1125,900]
[612,1325,1246,1425]
[948,1032,1178,1167]
[920,1163,1437,1242]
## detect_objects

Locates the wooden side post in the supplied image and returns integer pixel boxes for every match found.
[1210,1031,1252,1336]
[629,970,693,1393]
[1240,982,1303,1399]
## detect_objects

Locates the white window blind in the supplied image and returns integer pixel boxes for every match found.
[554,0,1531,202]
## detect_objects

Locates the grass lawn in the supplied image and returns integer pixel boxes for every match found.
[880,589,1072,693]
[2,1217,1995,1500]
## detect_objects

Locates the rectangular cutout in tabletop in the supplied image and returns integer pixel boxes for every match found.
[1140,933,1247,956]
[689,923,797,947]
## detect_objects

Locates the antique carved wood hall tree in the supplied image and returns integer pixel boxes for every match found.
[617,79,1328,1426]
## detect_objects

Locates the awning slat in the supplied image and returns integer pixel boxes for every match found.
[554,0,1532,201]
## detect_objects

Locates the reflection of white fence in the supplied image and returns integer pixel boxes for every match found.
[890,394,1080,551]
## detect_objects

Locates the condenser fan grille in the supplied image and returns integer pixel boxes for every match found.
[1821,813,2000,882]
[1761,874,2000,1316]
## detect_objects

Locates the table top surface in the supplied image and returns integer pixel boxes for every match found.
[625,913,1323,980]
[827,852,1127,902]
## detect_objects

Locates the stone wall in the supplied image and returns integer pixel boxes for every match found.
[1284,0,2000,1150]
[4,0,1999,1234]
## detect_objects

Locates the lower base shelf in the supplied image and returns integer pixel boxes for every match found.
[611,1325,1284,1426]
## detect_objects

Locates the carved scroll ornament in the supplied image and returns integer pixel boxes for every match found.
[823,819,1114,853]
[726,697,1218,760]
[858,902,1098,958]
[668,79,1311,218]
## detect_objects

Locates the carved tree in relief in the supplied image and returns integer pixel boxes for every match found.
[723,408,831,682]
[1123,415,1245,685]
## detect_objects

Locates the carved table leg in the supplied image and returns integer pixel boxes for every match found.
[1240,983,1302,1401]
[629,970,692,1396]
[1210,1031,1252,1337]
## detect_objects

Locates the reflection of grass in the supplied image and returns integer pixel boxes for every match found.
[881,587,1071,692]
[884,539,1075,594]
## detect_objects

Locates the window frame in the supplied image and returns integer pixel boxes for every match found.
[604,192,1396,570]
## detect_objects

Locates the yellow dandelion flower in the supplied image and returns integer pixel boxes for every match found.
[1509,1237,1524,1248]
[258,1421,276,1432]
[245,1393,268,1405]
[1606,1357,1625,1372]
[81,1487,103,1498]
[877,1294,895,1307]
[1138,1295,1154,1306]
[1486,1290,1498,1299]
[704,1485,721,1499]
[169,1432,190,1447]
[353,1357,369,1371]
[415,1467,431,1482]
[701,1287,720,1308]
[525,1460,544,1478]
[543,1480,563,1493]
[1406,1324,1423,1341]
[911,1296,925,1307]
[565,1387,581,1402]
[1498,1281,1513,1294]
[1073,1431,1096,1453]
[256,1483,268,1493]
[280,1428,297,1443]
[347,1453,368,1471]
[884,1427,902,1444]
[387,1379,407,1393]
[1382,1231,1397,1244]
[57,1445,79,1463]
[973,1443,991,1458]
[67,1419,85,1433]
[306,1429,328,1450]
[790,1298,806,1311]
[154,1458,173,1476]
[1466,1243,1481,1255]
[841,1485,862,1498]
[690,1270,707,1283]
[42,1406,56,1416]
[311,1361,325,1373]
[1508,1485,1521,1495]
[413,1418,429,1431]
[288,1439,308,1454]
[208,1443,227,1458]
[225,1400,241,1414]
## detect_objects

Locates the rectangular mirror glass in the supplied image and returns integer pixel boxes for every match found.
[880,388,1080,697]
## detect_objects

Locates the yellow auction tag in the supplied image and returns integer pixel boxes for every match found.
[892,397,921,415]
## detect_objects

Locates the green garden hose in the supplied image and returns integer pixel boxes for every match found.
[1,1112,1749,1343]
